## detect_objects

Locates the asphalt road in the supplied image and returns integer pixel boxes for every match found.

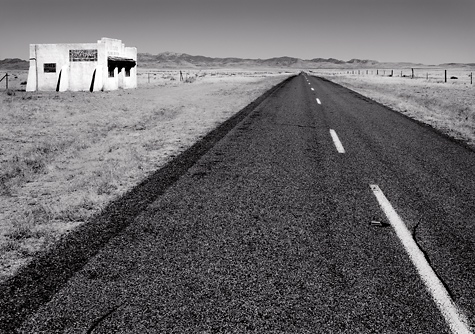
[5,74,475,333]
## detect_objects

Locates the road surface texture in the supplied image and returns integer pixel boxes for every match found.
[2,74,474,333]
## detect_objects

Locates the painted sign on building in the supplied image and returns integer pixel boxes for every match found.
[69,49,98,62]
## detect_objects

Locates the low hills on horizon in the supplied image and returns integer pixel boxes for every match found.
[1,53,474,70]
[137,52,475,69]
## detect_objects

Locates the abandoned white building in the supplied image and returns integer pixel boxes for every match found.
[26,37,137,92]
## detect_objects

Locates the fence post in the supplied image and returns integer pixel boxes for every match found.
[1,73,8,90]
[411,68,414,79]
[471,72,473,85]
[445,70,447,83]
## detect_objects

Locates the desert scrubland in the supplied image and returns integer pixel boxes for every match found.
[317,68,475,147]
[1,66,474,282]
[0,69,293,281]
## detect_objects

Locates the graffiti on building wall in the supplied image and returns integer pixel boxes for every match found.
[69,49,98,62]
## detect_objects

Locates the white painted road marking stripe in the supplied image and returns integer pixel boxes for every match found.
[311,88,314,91]
[370,185,472,334]
[316,98,321,104]
[329,129,345,153]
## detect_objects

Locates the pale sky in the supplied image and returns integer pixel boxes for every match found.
[1,0,474,64]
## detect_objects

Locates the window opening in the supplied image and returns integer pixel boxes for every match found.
[44,63,56,73]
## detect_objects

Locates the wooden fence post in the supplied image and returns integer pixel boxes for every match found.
[0,73,8,90]
[411,68,414,79]
[471,72,473,85]
[445,70,447,83]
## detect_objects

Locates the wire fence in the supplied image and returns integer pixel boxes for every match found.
[0,72,27,91]
[0,73,9,90]
[312,68,474,85]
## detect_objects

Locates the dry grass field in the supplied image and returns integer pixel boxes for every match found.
[316,69,475,148]
[0,69,293,281]
[1,66,474,282]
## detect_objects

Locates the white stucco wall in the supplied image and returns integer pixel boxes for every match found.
[123,46,138,89]
[100,38,137,91]
[26,38,137,92]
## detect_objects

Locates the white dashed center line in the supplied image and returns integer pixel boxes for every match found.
[370,185,472,334]
[311,88,314,91]
[329,129,345,153]
[316,98,321,104]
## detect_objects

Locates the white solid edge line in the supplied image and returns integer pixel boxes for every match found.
[370,185,472,334]
[316,98,321,104]
[329,129,345,153]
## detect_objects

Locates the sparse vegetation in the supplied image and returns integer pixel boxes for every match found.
[7,67,471,283]
[319,71,475,148]
[0,69,291,281]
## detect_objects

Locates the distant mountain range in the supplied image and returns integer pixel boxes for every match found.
[137,52,474,69]
[0,58,29,70]
[137,52,383,69]
[1,54,473,70]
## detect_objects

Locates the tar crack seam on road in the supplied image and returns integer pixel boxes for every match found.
[411,215,457,301]
[86,302,125,334]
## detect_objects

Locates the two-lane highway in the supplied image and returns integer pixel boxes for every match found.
[9,74,475,333]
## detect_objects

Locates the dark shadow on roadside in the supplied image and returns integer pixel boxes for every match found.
[0,75,296,333]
